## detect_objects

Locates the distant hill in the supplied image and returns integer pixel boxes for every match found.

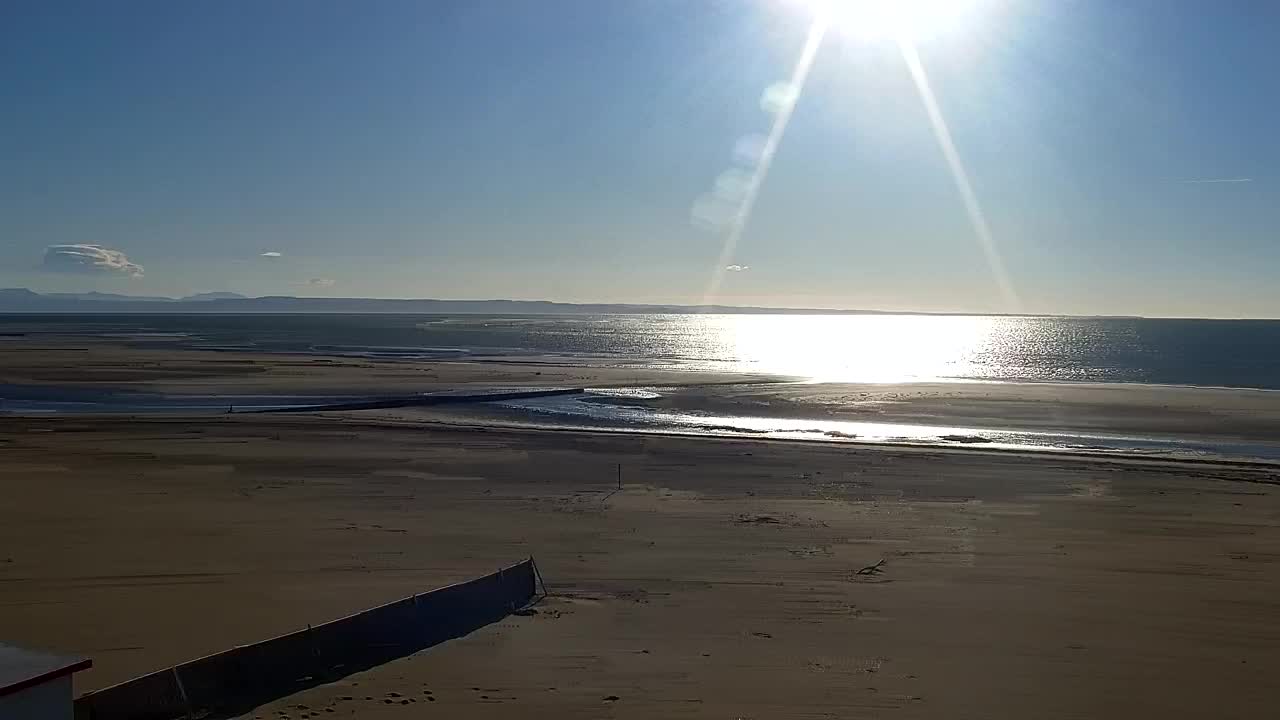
[180,292,248,302]
[0,288,886,315]
[44,291,174,302]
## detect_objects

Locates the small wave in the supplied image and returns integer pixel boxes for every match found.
[96,332,193,340]
[306,345,474,359]
[585,388,663,400]
[684,423,771,434]
[486,393,1280,463]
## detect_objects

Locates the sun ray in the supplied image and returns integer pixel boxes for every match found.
[701,19,828,307]
[897,37,1020,310]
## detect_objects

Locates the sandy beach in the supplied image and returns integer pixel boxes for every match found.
[1,411,1278,719]
[2,338,1280,718]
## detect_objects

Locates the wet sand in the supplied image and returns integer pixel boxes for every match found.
[1,414,1278,719]
[6,337,1280,448]
[619,380,1280,444]
[0,338,765,392]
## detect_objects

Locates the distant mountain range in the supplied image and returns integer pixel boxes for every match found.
[28,290,248,303]
[0,288,888,315]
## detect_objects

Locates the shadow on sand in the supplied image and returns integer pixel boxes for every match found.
[75,559,540,720]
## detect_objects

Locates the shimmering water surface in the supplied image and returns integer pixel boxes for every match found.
[6,313,1280,388]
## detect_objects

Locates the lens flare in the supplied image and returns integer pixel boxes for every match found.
[701,20,828,305]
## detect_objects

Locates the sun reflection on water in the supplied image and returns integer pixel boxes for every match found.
[702,314,999,382]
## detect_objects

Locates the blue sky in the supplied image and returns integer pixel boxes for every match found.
[1,0,1277,316]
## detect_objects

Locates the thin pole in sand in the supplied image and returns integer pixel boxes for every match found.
[601,464,623,508]
[531,556,549,599]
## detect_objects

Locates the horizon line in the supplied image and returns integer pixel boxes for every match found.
[1,287,1276,321]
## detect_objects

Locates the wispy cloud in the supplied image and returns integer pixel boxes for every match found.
[41,244,143,277]
[1180,177,1253,184]
[306,277,335,288]
[260,251,282,258]
[725,264,750,272]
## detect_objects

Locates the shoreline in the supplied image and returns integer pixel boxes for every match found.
[351,413,1280,474]
[9,394,1280,465]
[4,335,1280,462]
[8,410,1280,476]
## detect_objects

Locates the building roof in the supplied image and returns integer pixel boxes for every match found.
[0,643,91,698]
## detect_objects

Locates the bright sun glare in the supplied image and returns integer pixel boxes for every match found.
[798,0,983,40]
[752,0,1019,312]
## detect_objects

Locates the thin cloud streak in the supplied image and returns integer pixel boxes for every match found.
[1180,177,1253,184]
[41,244,144,277]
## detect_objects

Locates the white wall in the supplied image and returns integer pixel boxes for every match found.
[0,675,73,720]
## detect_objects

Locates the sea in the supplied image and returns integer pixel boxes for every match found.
[5,312,1280,389]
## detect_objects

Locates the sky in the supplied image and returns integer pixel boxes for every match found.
[1,0,1277,317]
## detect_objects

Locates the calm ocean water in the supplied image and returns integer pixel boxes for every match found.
[7,313,1280,390]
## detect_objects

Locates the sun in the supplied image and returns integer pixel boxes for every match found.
[796,0,984,41]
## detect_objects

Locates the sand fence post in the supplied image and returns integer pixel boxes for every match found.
[305,623,325,679]
[498,566,514,612]
[171,667,193,719]
[531,556,549,600]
